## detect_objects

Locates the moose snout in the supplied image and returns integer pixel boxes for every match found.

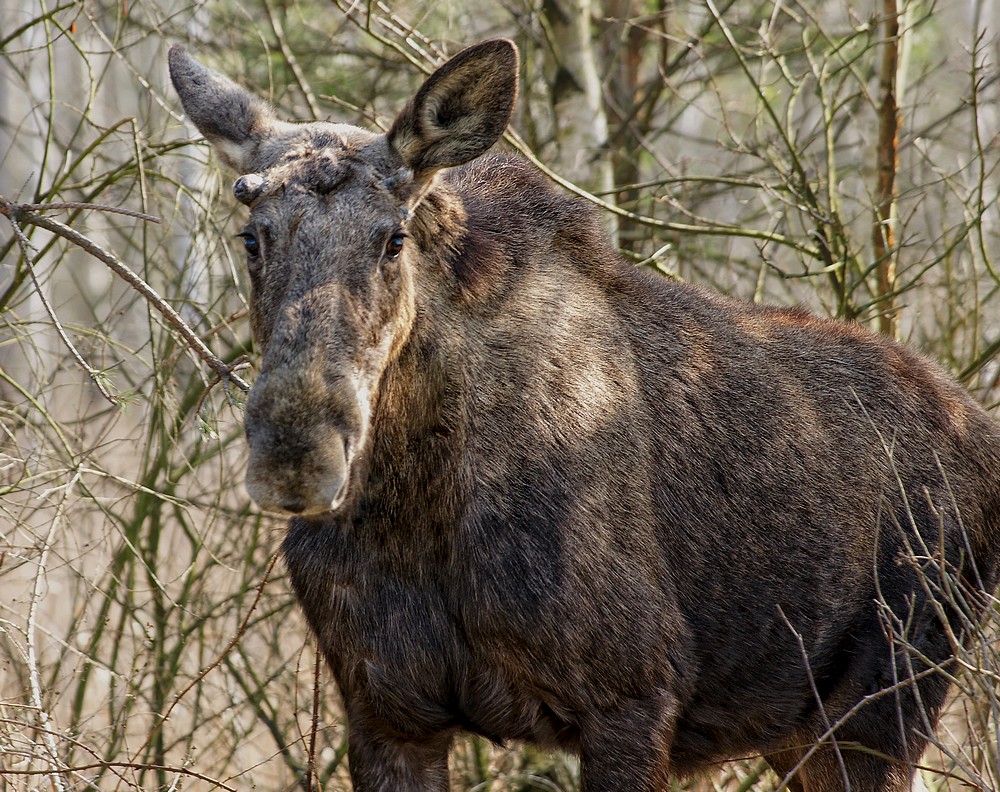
[243,373,360,516]
[244,431,349,515]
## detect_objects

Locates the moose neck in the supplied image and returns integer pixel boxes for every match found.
[348,184,477,539]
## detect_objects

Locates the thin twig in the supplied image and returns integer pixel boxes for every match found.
[6,206,118,404]
[26,475,78,792]
[13,200,159,222]
[3,762,238,792]
[119,552,282,792]
[265,0,322,120]
[1,195,250,393]
[503,129,822,259]
[777,606,852,789]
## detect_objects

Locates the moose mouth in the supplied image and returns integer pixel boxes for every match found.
[243,430,353,516]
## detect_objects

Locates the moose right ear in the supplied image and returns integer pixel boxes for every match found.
[168,45,286,172]
[388,39,518,178]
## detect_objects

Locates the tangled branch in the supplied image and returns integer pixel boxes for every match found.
[0,195,251,398]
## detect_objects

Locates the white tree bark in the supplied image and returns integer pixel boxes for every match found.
[542,0,619,244]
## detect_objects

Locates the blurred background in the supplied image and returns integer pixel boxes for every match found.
[2,0,999,788]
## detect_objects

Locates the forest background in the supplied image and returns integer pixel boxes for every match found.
[3,0,1000,789]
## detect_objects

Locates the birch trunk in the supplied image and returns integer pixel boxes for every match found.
[542,0,619,244]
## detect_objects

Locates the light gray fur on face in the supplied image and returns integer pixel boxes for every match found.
[235,145,413,515]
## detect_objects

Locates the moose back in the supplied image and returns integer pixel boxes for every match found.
[169,39,1000,792]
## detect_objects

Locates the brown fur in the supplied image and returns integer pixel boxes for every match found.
[169,39,1000,791]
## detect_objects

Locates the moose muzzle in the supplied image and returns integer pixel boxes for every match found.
[243,368,362,516]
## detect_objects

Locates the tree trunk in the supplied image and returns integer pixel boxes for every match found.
[541,0,619,244]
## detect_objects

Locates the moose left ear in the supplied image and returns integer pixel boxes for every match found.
[388,39,518,177]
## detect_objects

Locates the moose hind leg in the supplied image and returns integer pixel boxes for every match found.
[765,738,917,792]
[765,678,946,792]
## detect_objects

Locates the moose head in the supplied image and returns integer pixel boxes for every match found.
[169,41,518,515]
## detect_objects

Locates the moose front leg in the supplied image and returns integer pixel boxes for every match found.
[578,693,677,792]
[346,720,453,792]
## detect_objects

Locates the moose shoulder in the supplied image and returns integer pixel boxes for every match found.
[169,38,1000,792]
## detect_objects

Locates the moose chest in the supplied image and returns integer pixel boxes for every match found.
[282,482,686,754]
[281,516,464,733]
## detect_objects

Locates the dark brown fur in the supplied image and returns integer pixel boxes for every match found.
[169,39,1000,791]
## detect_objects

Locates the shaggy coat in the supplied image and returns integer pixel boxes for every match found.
[170,39,1000,791]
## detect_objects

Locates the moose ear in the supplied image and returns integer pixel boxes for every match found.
[388,39,518,176]
[168,45,286,172]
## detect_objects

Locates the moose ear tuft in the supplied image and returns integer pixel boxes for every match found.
[387,39,518,177]
[168,45,281,172]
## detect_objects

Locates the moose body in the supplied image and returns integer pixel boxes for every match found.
[170,39,1000,791]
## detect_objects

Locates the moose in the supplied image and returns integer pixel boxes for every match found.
[169,39,1000,791]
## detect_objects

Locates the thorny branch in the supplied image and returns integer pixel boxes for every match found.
[0,195,251,396]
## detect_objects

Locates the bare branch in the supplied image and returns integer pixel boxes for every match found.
[1,195,250,393]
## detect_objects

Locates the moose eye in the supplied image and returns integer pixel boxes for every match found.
[236,231,260,258]
[385,233,406,260]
